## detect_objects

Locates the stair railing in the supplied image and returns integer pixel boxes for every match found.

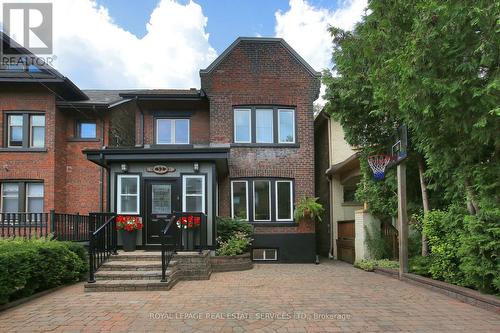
[160,216,177,282]
[88,213,117,283]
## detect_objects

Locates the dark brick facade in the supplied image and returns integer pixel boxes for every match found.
[201,39,320,236]
[0,85,107,214]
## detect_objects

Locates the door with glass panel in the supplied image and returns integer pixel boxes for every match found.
[145,180,179,244]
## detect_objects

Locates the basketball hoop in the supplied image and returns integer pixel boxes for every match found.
[368,155,394,180]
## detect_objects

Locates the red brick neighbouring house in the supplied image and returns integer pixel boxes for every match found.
[0,35,320,262]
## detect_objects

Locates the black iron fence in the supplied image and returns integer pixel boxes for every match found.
[173,211,209,252]
[0,210,93,241]
[160,217,176,282]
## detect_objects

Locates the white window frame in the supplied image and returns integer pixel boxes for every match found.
[117,175,140,214]
[278,109,296,144]
[1,183,19,213]
[255,109,274,143]
[26,183,44,213]
[182,175,205,213]
[29,115,45,148]
[253,180,271,222]
[234,109,252,143]
[156,118,190,145]
[230,180,249,221]
[7,115,24,148]
[253,249,278,261]
[275,180,293,221]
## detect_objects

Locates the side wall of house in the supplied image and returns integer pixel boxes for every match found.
[201,40,320,262]
[314,115,331,257]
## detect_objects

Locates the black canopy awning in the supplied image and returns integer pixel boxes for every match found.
[84,146,229,175]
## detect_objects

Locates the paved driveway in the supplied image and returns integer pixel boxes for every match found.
[0,260,498,332]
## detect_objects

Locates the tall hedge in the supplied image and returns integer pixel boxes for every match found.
[0,238,87,304]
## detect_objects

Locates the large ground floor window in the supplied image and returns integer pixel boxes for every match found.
[183,175,206,213]
[0,182,44,213]
[231,178,294,222]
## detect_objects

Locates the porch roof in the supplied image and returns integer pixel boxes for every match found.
[83,146,229,175]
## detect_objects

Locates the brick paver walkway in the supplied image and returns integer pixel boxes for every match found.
[0,261,498,332]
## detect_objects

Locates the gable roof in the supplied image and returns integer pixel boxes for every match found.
[200,37,321,78]
[0,32,87,101]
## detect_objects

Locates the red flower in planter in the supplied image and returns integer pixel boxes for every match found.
[176,215,201,229]
[116,216,143,231]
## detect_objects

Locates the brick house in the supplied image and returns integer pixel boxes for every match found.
[0,35,320,262]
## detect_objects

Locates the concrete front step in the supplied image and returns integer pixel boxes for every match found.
[95,270,173,280]
[111,251,162,261]
[85,278,178,292]
[99,260,177,271]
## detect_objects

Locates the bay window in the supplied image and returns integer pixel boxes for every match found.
[117,175,140,214]
[231,179,294,222]
[183,175,205,213]
[156,119,190,144]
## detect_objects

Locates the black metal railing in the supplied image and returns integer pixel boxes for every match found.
[0,212,49,238]
[88,213,117,283]
[160,216,177,282]
[53,213,90,241]
[173,212,208,252]
[0,211,93,241]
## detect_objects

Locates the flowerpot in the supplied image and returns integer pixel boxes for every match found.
[121,230,138,252]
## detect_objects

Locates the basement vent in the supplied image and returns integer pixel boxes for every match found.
[252,249,277,261]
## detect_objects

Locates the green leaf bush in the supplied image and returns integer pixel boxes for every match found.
[216,232,252,257]
[354,259,399,272]
[216,217,253,244]
[0,237,87,305]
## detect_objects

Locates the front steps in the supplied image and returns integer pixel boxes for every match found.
[84,250,211,292]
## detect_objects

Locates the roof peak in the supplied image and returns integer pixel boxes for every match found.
[200,37,321,78]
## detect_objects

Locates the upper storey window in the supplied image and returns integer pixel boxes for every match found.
[6,113,45,148]
[156,119,190,144]
[233,107,295,145]
[76,121,97,139]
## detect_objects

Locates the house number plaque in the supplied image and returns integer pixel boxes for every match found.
[147,165,176,175]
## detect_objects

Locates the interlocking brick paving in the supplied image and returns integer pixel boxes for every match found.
[0,261,498,332]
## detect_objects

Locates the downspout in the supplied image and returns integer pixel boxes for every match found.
[325,113,335,259]
[98,105,104,212]
[135,97,145,147]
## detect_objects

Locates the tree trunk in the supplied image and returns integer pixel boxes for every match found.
[465,179,479,215]
[417,157,430,256]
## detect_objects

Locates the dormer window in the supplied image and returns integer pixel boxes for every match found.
[156,119,190,145]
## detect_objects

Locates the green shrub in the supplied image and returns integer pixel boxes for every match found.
[409,256,433,277]
[216,232,252,256]
[365,226,391,259]
[354,259,376,271]
[354,259,399,272]
[376,259,399,270]
[216,217,253,244]
[459,202,500,294]
[423,208,467,286]
[0,237,87,304]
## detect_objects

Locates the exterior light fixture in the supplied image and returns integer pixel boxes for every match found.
[193,162,199,173]
[121,163,128,173]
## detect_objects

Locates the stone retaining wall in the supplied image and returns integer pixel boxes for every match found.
[210,253,253,272]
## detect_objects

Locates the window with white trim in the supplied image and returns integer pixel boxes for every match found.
[231,180,248,220]
[231,179,294,222]
[1,183,19,212]
[253,180,271,221]
[276,180,293,221]
[278,109,295,143]
[26,183,44,213]
[255,109,273,143]
[183,175,205,213]
[156,118,190,144]
[234,109,251,143]
[117,175,140,214]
